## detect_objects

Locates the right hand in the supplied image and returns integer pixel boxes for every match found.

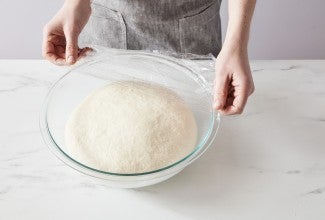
[42,0,92,65]
[213,44,254,115]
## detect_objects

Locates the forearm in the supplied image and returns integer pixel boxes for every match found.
[223,0,256,50]
[64,0,91,8]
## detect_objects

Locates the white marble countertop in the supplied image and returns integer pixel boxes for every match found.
[0,59,325,219]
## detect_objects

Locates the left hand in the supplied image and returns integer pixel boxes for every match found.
[213,45,255,115]
[42,0,92,65]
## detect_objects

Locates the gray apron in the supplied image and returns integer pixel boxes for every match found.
[80,0,222,56]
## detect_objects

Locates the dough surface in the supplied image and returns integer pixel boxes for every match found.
[65,81,198,173]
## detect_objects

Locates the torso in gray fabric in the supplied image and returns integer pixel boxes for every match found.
[79,0,222,56]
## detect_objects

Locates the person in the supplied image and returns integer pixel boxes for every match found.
[42,0,256,115]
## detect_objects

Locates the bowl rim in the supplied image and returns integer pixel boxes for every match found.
[40,49,220,178]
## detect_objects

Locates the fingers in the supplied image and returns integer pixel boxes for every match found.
[42,35,65,65]
[43,25,82,65]
[213,73,230,110]
[64,29,79,65]
[56,45,66,59]
[77,47,93,61]
[219,76,252,115]
[219,90,249,115]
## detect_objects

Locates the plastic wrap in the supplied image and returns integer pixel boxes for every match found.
[75,46,216,93]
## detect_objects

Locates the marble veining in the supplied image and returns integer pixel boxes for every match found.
[286,170,301,174]
[280,65,301,71]
[0,60,325,219]
[306,187,325,195]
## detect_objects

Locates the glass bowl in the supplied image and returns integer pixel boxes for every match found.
[40,48,220,188]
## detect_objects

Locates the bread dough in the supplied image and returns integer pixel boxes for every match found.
[65,81,198,173]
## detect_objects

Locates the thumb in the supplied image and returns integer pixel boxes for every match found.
[213,74,230,110]
[65,30,78,65]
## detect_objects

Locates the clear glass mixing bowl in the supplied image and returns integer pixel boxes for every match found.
[40,48,220,188]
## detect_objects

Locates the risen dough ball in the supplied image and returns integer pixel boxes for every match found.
[65,81,198,173]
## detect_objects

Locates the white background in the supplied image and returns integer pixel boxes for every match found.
[0,0,324,59]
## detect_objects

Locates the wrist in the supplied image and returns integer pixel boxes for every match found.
[223,28,249,49]
[221,39,248,56]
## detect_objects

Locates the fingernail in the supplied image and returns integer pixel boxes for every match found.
[67,56,75,64]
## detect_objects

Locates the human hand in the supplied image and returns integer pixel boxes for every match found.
[42,0,92,65]
[213,45,255,115]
